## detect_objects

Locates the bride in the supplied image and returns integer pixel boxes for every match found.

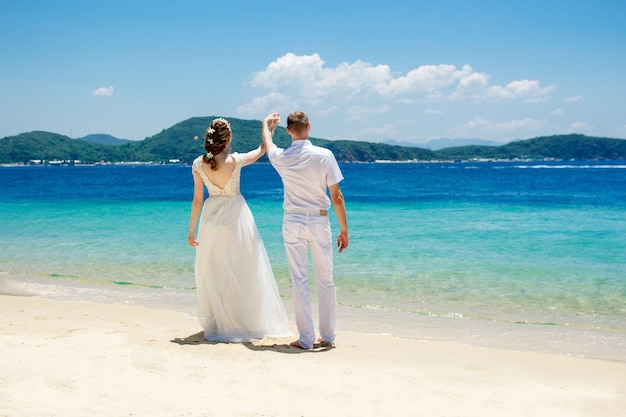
[187,117,290,342]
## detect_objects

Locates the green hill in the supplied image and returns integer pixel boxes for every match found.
[436,134,626,161]
[128,117,293,163]
[0,131,124,163]
[1,117,625,164]
[122,116,435,163]
[80,134,133,146]
[323,140,436,162]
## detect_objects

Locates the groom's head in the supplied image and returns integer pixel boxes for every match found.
[286,111,310,139]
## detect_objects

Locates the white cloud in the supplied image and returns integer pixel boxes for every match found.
[350,123,399,142]
[237,92,296,117]
[242,53,553,114]
[92,86,114,97]
[318,106,339,116]
[345,105,390,123]
[383,64,472,99]
[453,78,553,103]
[447,117,545,138]
[564,95,582,103]
[249,53,391,102]
[567,121,591,133]
[239,54,558,141]
[551,108,565,116]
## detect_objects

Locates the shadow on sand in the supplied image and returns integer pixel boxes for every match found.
[170,332,335,354]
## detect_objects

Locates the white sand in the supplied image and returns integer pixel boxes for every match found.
[1,294,624,417]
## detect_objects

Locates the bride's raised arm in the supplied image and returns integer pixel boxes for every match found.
[262,113,280,152]
[241,144,265,167]
[241,113,280,166]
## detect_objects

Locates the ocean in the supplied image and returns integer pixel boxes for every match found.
[1,160,625,361]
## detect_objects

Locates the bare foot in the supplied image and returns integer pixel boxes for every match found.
[316,338,335,347]
[290,340,307,349]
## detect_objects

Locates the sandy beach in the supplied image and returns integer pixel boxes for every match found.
[1,294,624,417]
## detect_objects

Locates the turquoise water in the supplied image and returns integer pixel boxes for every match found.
[1,162,625,360]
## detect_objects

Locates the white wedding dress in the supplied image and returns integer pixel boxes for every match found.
[192,154,290,342]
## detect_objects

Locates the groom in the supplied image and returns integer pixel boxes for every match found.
[262,111,349,350]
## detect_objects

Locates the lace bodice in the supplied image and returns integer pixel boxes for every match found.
[192,154,244,197]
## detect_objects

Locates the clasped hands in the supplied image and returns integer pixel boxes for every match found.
[264,112,280,131]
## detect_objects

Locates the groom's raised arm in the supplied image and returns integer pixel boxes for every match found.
[262,113,280,151]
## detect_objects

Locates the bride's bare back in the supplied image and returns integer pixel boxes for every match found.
[202,154,236,189]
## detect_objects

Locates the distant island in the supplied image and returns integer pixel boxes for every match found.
[384,138,504,150]
[1,116,625,164]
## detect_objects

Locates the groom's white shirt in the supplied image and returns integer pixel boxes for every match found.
[267,140,343,210]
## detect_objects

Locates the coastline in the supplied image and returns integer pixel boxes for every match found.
[2,293,625,417]
[3,275,626,363]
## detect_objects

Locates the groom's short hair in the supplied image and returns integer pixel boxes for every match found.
[287,111,309,135]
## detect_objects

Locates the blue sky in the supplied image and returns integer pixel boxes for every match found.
[2,0,625,145]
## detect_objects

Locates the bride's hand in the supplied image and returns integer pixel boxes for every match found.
[264,112,280,130]
[187,232,199,247]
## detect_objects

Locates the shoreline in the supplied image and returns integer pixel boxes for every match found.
[4,159,626,167]
[3,275,626,363]
[2,293,625,417]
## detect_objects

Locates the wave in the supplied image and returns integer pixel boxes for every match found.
[497,164,626,169]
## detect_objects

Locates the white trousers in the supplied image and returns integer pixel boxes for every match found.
[282,212,336,349]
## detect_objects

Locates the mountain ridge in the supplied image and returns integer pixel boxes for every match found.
[384,138,505,150]
[79,134,133,146]
[1,116,625,164]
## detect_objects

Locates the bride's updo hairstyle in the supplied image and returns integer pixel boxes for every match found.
[203,118,232,170]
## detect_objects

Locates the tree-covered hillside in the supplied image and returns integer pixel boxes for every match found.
[323,140,436,162]
[436,134,626,161]
[0,131,128,163]
[127,117,293,163]
[80,134,133,146]
[1,117,625,164]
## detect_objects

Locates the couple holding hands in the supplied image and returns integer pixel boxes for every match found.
[187,111,348,350]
